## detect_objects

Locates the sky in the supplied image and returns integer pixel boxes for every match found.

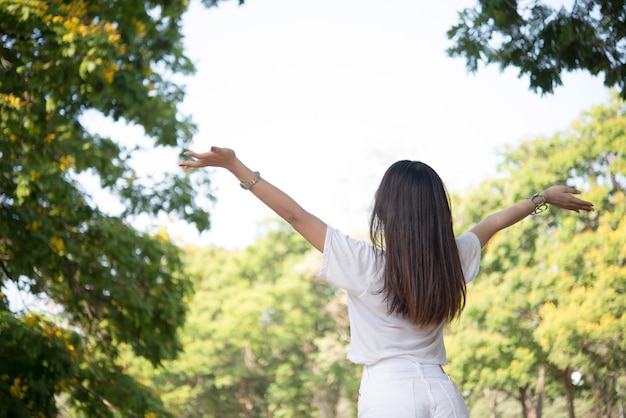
[4,0,613,311]
[91,0,610,249]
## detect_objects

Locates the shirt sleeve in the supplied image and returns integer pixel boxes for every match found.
[318,226,380,295]
[456,231,482,283]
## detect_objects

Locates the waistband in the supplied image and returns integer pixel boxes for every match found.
[362,358,448,380]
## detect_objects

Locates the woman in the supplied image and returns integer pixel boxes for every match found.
[179,146,593,417]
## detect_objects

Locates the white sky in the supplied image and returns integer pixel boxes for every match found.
[4,0,612,312]
[91,0,610,249]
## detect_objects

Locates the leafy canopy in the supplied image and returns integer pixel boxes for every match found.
[0,0,237,416]
[447,94,625,417]
[447,0,626,98]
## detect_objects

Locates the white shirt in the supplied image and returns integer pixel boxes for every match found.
[318,226,482,365]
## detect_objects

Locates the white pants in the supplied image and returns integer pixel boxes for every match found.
[358,358,469,418]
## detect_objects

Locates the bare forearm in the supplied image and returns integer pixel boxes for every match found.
[471,199,537,246]
[227,159,304,223]
[470,186,593,248]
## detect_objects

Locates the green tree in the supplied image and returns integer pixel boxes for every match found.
[447,94,625,418]
[0,0,235,415]
[447,0,626,98]
[130,222,360,418]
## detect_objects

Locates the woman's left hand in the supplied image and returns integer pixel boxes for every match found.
[542,185,594,213]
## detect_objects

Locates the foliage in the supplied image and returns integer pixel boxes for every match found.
[447,0,626,98]
[447,94,626,417]
[0,312,79,418]
[0,0,237,415]
[128,221,361,418]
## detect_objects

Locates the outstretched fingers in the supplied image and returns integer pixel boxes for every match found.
[183,151,200,159]
[179,159,202,169]
[179,151,200,168]
[179,150,212,169]
[560,192,594,213]
[572,195,594,212]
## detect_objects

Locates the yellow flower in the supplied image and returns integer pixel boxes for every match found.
[42,325,54,338]
[2,93,23,108]
[9,377,27,399]
[58,155,75,171]
[104,22,117,33]
[49,236,65,253]
[29,170,41,181]
[44,133,56,144]
[25,220,41,231]
[155,226,170,242]
[77,23,88,37]
[599,313,615,327]
[108,32,121,44]
[25,314,37,327]
[102,63,120,84]
[133,20,146,36]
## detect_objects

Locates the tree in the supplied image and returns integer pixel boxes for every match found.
[446,94,625,417]
[129,222,360,418]
[447,0,626,98]
[0,0,236,415]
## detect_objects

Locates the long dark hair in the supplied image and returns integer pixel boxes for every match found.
[369,160,466,326]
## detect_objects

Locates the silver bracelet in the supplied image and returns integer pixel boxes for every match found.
[529,193,548,215]
[240,171,261,190]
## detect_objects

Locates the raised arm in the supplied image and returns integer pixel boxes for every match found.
[470,185,594,248]
[179,146,327,252]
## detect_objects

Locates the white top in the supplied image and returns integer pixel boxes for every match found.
[318,226,482,365]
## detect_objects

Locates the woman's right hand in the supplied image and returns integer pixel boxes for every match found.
[179,146,237,170]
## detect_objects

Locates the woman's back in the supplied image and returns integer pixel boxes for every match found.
[319,226,482,366]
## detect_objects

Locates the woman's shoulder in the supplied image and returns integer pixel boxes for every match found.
[320,226,382,293]
[455,231,482,282]
[455,231,480,248]
[325,225,377,255]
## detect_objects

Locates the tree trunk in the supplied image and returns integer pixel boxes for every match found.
[313,385,336,418]
[588,373,604,418]
[561,367,576,418]
[605,374,615,418]
[520,386,538,418]
[616,374,625,418]
[484,388,498,418]
[536,366,545,418]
